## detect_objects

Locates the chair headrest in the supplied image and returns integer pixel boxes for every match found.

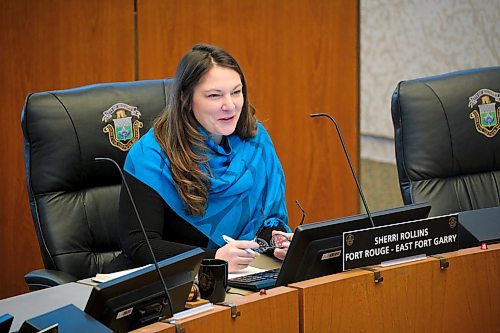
[392,66,500,179]
[22,79,173,193]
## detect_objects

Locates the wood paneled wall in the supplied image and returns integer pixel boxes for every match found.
[0,0,358,298]
[137,0,359,229]
[0,0,135,298]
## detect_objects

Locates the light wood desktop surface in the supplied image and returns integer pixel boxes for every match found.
[131,286,299,333]
[3,245,498,332]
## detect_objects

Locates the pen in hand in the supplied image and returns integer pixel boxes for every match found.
[222,235,256,254]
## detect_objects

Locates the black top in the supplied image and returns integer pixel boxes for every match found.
[116,172,285,268]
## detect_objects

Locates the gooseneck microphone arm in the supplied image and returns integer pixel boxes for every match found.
[295,200,306,226]
[95,157,174,318]
[309,113,375,228]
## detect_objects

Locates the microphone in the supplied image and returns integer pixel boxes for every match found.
[309,113,375,228]
[95,157,174,319]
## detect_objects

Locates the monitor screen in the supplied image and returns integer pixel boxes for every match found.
[85,248,204,333]
[276,202,431,286]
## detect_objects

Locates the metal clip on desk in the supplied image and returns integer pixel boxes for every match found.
[164,319,185,333]
[430,255,449,270]
[217,302,241,318]
[361,267,384,283]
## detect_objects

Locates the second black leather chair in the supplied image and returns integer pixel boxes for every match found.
[391,67,500,217]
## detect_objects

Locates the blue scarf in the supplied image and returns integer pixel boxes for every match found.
[124,122,290,248]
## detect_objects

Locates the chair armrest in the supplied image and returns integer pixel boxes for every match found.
[24,269,78,291]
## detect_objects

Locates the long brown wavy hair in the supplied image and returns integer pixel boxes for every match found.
[153,44,257,216]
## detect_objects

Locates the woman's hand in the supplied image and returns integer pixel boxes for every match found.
[215,240,259,272]
[272,230,294,261]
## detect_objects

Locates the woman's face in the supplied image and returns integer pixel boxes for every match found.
[191,66,244,144]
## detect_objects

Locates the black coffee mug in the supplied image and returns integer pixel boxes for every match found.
[198,259,228,303]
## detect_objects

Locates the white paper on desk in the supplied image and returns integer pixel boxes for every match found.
[380,254,426,267]
[228,266,267,279]
[173,303,215,320]
[92,265,150,283]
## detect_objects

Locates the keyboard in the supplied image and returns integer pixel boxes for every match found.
[228,268,280,291]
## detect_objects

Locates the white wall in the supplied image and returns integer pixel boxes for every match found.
[361,0,500,163]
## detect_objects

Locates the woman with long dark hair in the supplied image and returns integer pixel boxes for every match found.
[119,44,291,272]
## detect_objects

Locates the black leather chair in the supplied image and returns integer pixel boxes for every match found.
[391,67,500,217]
[21,79,172,290]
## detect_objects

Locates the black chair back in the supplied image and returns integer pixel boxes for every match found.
[391,67,500,216]
[21,79,172,281]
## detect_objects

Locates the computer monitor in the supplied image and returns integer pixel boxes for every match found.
[276,202,431,286]
[458,205,500,249]
[85,248,204,333]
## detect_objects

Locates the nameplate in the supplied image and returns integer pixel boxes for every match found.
[342,214,459,270]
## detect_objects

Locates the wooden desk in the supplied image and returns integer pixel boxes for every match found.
[4,246,498,333]
[289,243,500,333]
[0,282,298,333]
[132,286,299,333]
